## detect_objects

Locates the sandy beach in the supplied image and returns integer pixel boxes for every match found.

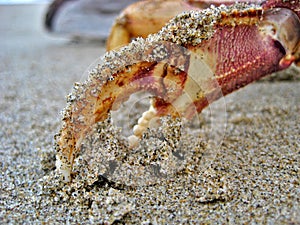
[1,4,299,224]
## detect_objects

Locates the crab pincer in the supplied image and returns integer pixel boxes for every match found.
[55,2,300,182]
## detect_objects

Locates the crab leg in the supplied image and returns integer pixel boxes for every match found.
[106,0,198,50]
[56,3,300,182]
[106,0,264,51]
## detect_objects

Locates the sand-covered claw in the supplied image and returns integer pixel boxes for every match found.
[55,1,300,182]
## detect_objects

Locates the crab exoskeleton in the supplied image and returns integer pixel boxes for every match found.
[54,0,300,182]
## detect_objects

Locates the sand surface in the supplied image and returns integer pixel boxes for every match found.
[1,4,299,224]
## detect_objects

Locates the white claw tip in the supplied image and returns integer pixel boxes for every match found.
[56,158,71,183]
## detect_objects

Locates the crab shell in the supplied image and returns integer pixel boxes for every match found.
[55,2,300,182]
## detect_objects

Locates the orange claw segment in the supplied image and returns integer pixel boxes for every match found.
[106,0,198,51]
[279,55,296,69]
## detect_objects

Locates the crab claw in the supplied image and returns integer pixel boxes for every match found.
[55,3,300,182]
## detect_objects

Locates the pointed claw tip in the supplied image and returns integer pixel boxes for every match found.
[279,54,296,69]
[56,157,71,183]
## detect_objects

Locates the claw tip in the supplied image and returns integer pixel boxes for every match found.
[279,54,295,69]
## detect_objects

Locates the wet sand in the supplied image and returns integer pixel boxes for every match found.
[1,4,299,224]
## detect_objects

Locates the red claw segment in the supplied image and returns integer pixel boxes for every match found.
[212,7,300,94]
[55,3,300,182]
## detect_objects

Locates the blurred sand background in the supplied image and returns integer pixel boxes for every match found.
[0,3,299,224]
